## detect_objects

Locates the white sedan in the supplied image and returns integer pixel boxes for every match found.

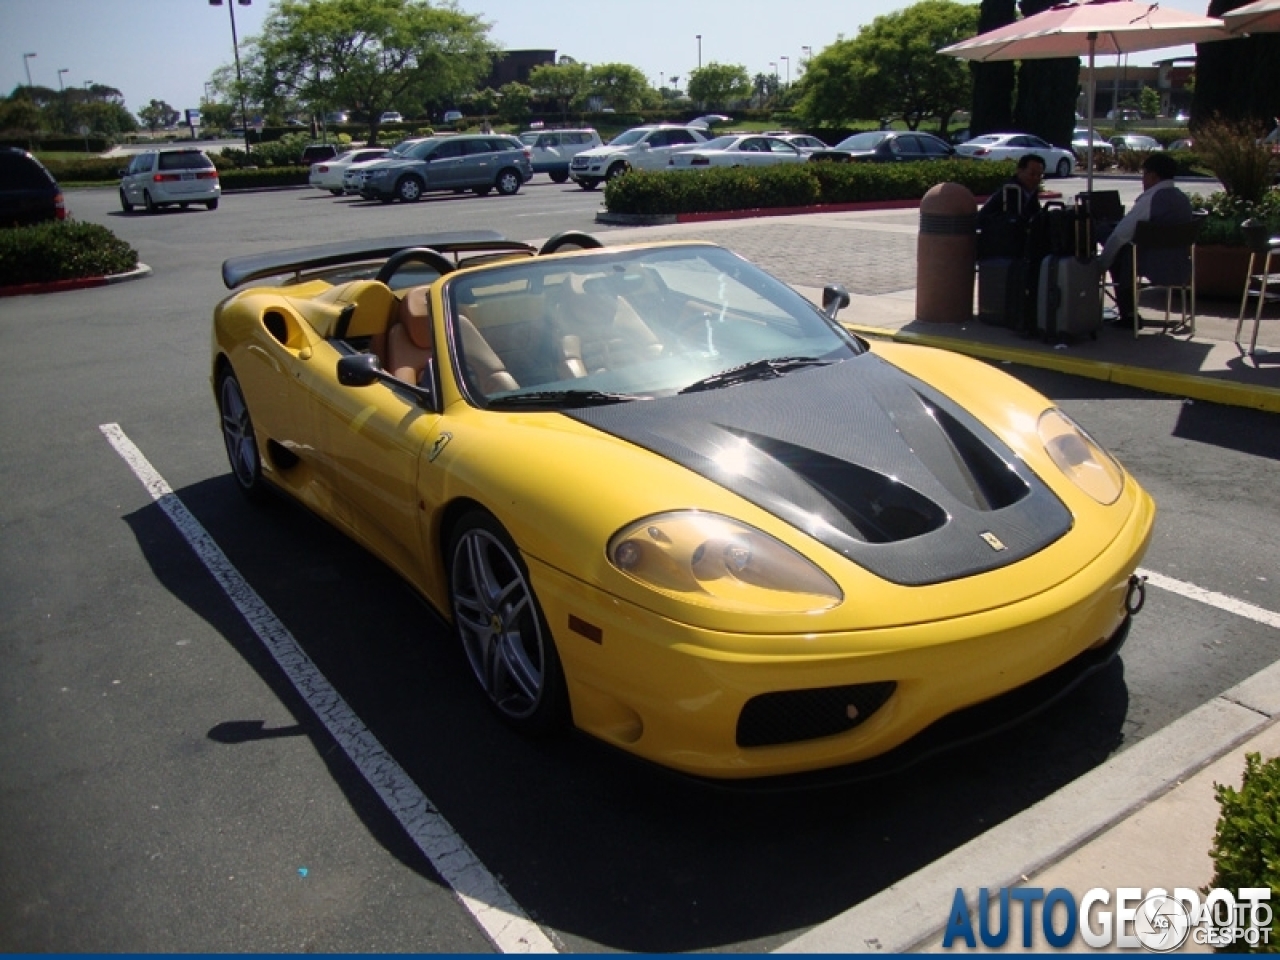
[308,148,390,195]
[667,135,809,170]
[955,133,1077,178]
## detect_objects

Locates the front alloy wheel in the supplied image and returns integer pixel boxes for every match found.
[495,168,522,196]
[448,512,568,734]
[1056,157,1073,178]
[119,189,133,213]
[396,176,424,202]
[217,369,266,501]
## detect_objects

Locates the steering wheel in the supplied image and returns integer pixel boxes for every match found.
[374,247,456,285]
[538,231,605,255]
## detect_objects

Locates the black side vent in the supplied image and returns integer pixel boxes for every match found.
[930,404,1030,511]
[263,310,289,346]
[737,681,897,747]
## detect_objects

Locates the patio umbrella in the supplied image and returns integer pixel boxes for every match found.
[939,0,1229,190]
[1222,0,1280,32]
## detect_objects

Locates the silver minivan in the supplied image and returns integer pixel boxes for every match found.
[120,148,220,213]
[517,128,603,183]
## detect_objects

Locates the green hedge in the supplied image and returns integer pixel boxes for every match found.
[218,165,311,190]
[1206,752,1280,953]
[603,159,1016,216]
[0,220,137,287]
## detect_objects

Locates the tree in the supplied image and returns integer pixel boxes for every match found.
[496,82,531,126]
[528,61,589,117]
[969,0,1016,136]
[1193,0,1280,128]
[138,99,179,133]
[798,1,976,134]
[246,0,496,143]
[587,63,651,113]
[1010,0,1078,149]
[687,63,752,110]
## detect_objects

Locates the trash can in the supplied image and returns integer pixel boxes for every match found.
[916,182,977,324]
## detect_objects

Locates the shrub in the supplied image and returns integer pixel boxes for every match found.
[218,166,310,191]
[1192,117,1279,205]
[1115,148,1155,173]
[0,220,137,287]
[38,155,124,184]
[604,159,1013,216]
[1204,752,1280,953]
[1187,188,1280,246]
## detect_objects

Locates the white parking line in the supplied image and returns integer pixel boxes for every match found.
[99,424,557,955]
[1138,567,1280,630]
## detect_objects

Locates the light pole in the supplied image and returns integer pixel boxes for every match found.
[780,55,790,87]
[209,0,253,155]
[57,68,68,92]
[802,45,812,65]
[696,35,702,70]
[23,52,37,89]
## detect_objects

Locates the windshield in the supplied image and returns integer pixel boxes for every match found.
[609,129,649,146]
[444,245,863,407]
[834,132,889,151]
[519,133,538,145]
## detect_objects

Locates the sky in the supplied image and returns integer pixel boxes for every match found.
[0,0,1212,118]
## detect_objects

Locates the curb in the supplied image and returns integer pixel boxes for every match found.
[0,262,152,298]
[849,324,1280,414]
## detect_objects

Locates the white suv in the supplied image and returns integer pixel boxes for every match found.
[518,128,603,183]
[569,125,708,190]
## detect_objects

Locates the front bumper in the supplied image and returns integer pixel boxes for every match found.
[531,489,1155,780]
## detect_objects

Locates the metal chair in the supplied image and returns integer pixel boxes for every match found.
[1235,219,1280,359]
[1128,214,1206,340]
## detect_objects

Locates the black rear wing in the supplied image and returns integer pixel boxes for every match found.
[220,231,537,289]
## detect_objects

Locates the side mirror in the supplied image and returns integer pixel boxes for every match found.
[337,352,381,387]
[822,284,851,320]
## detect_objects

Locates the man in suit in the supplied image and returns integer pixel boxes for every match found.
[1098,151,1194,326]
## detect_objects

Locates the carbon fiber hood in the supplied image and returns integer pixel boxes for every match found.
[568,354,1072,586]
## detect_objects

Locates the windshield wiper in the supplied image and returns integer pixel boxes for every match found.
[487,390,640,409]
[678,356,833,395]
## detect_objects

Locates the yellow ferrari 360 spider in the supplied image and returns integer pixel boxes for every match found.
[213,230,1154,780]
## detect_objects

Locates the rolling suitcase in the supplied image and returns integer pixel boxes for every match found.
[1037,255,1103,341]
[979,257,1028,329]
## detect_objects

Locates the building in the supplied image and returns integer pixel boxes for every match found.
[485,50,557,89]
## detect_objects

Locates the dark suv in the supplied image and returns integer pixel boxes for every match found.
[356,135,534,202]
[0,147,66,227]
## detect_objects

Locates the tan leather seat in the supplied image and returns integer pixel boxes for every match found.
[551,275,663,378]
[385,285,434,384]
[457,314,519,395]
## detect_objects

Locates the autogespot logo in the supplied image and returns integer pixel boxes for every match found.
[942,886,1273,951]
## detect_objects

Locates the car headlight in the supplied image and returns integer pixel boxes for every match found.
[1037,408,1125,505]
[608,511,842,613]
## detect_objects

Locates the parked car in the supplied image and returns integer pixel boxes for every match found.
[119,147,220,213]
[211,231,1155,779]
[1106,108,1143,122]
[1072,127,1116,162]
[1167,137,1195,152]
[1110,134,1162,153]
[442,109,464,124]
[808,130,956,164]
[309,147,391,195]
[667,134,808,169]
[517,128,604,183]
[300,143,341,166]
[355,134,533,202]
[342,138,431,195]
[0,146,65,227]
[954,133,1076,178]
[379,111,404,124]
[569,124,709,190]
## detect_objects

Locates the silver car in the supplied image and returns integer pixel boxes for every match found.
[357,135,533,202]
[119,148,220,213]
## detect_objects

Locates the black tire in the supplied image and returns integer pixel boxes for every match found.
[605,162,629,183]
[550,170,569,184]
[395,176,424,202]
[447,511,569,735]
[216,368,267,502]
[119,189,133,213]
[179,202,190,210]
[143,190,157,214]
[578,178,599,191]
[206,198,219,211]
[329,189,343,196]
[1056,157,1073,178]
[495,168,522,196]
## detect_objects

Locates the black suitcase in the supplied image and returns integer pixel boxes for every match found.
[979,257,1029,329]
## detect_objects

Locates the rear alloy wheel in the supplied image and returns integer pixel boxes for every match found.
[495,168,522,196]
[217,368,267,502]
[1056,157,1073,178]
[396,176,424,202]
[119,189,133,213]
[448,511,569,734]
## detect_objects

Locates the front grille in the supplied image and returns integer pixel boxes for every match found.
[571,156,589,169]
[737,681,896,748]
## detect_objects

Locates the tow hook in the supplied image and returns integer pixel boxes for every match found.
[1126,574,1147,616]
